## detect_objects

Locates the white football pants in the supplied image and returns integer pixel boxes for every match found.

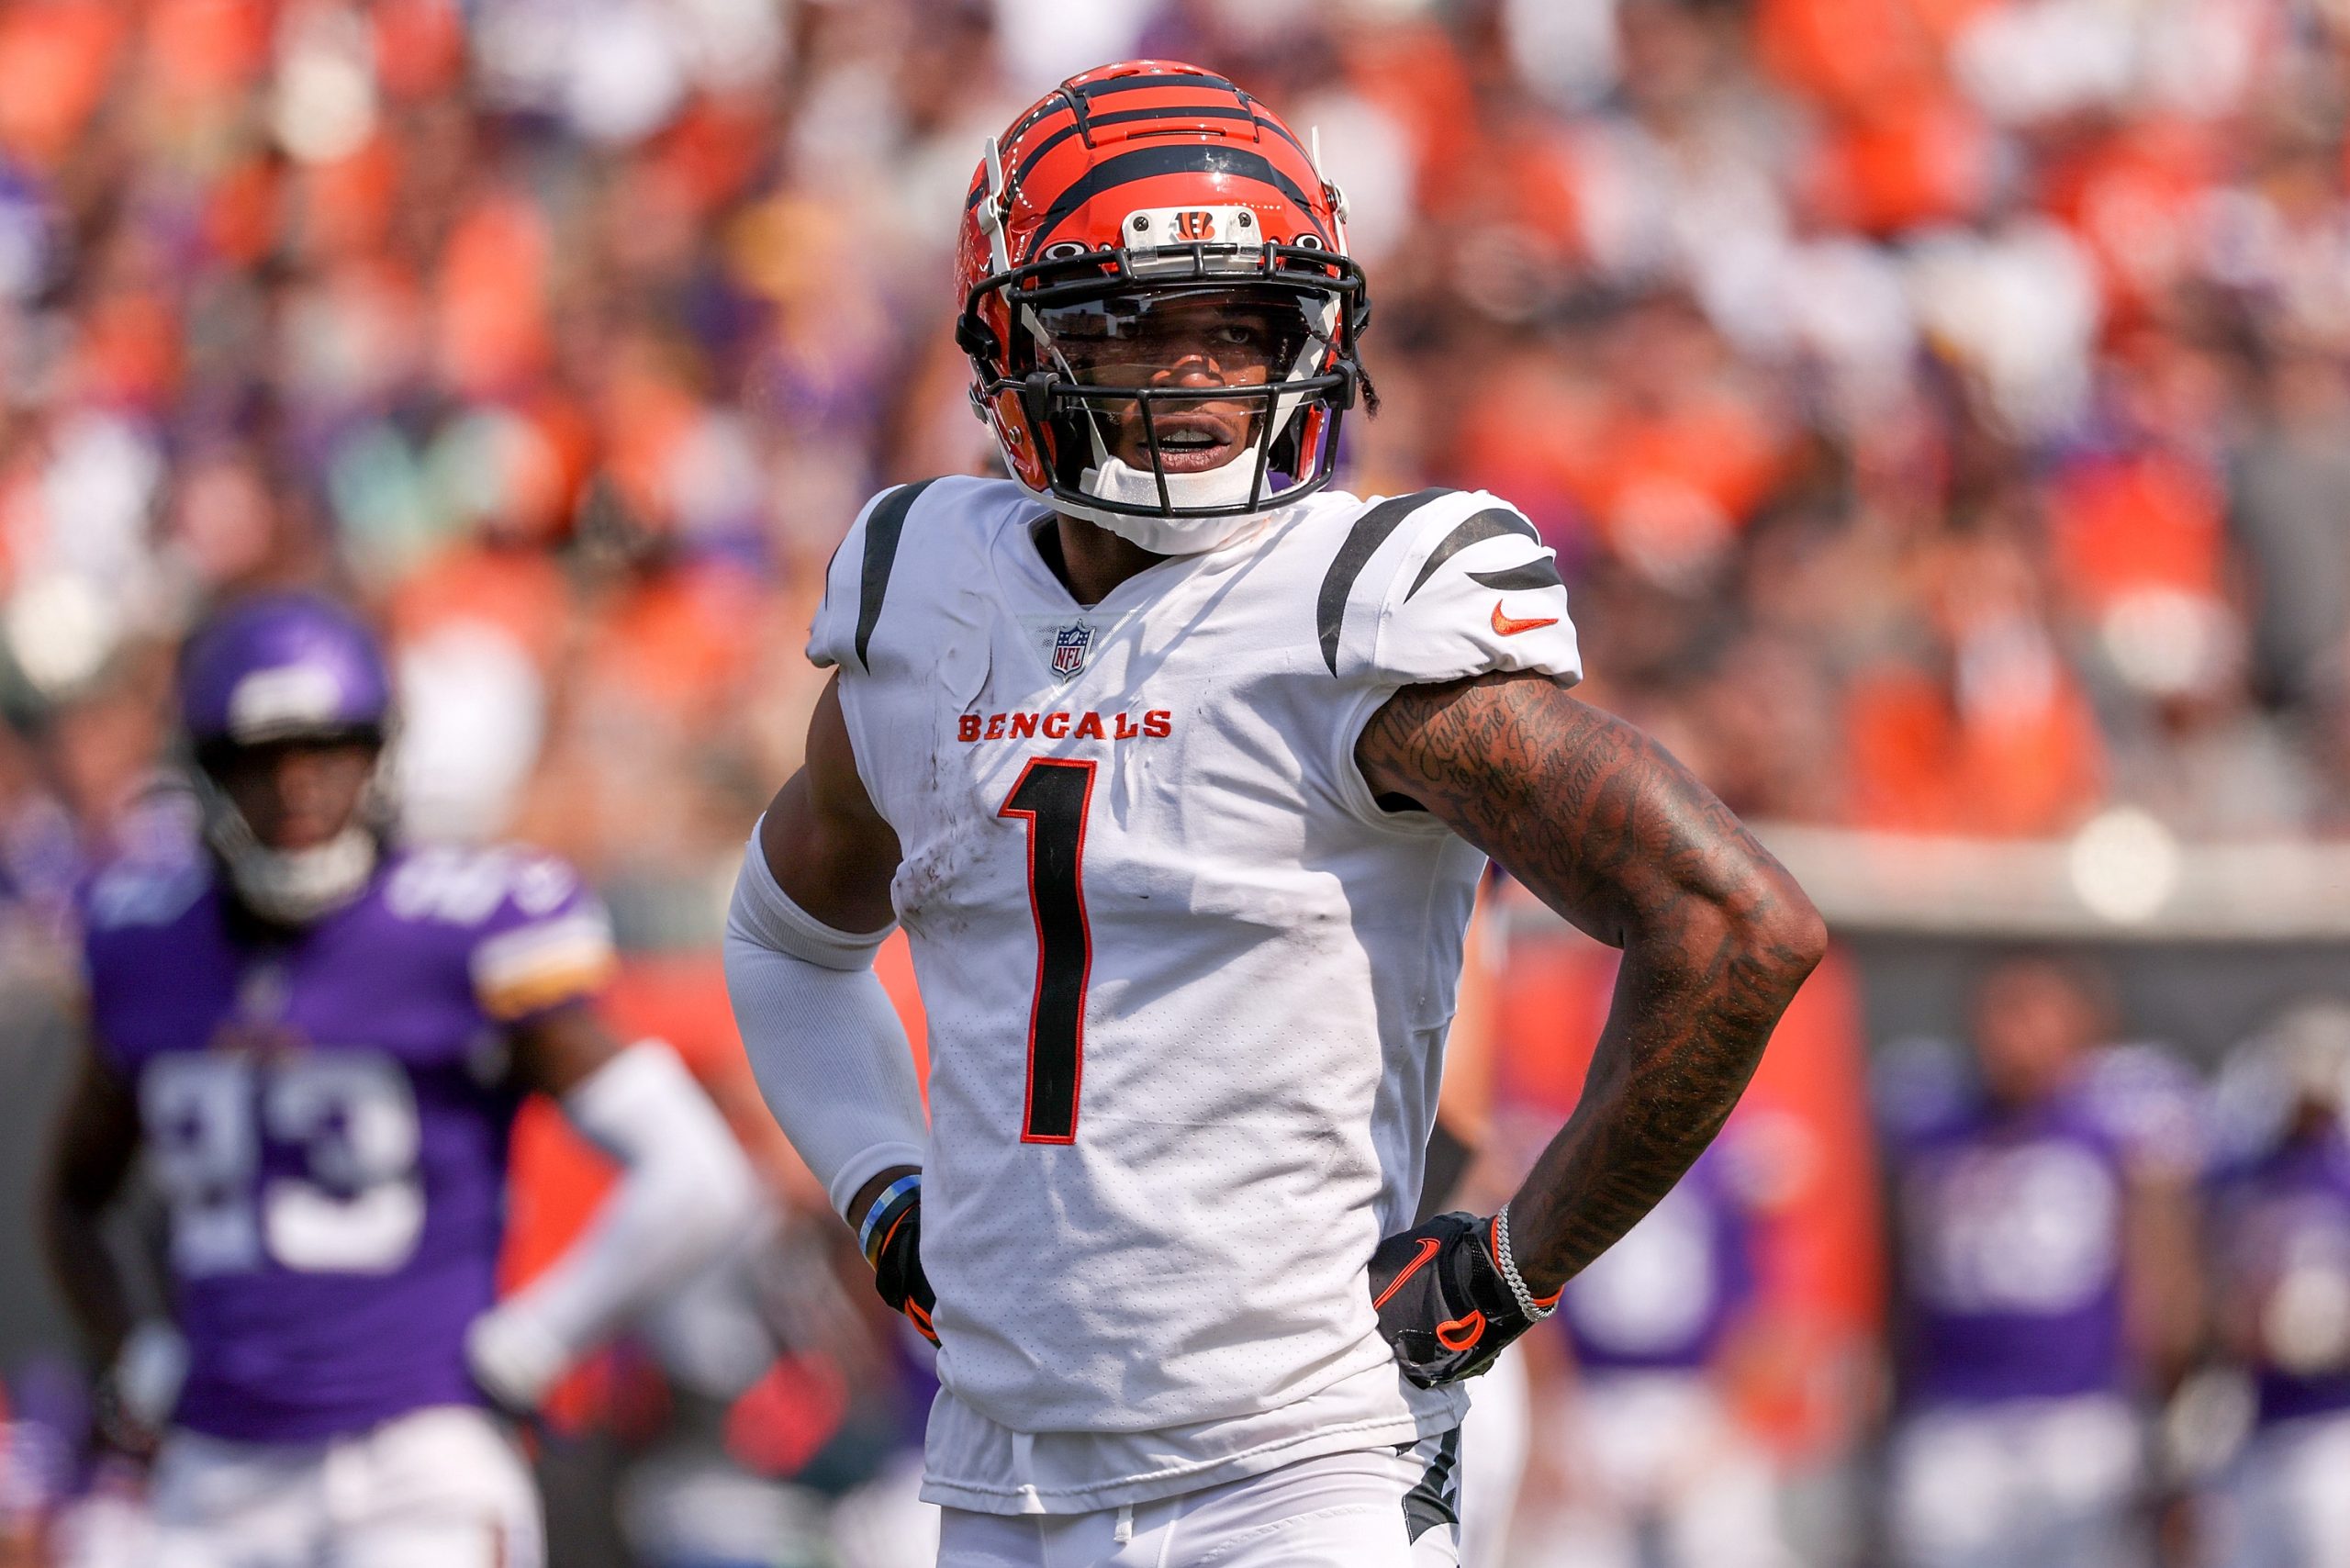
[2207,1410,2350,1568]
[936,1431,1462,1567]
[1528,1370,1792,1568]
[148,1405,542,1568]
[1886,1394,2143,1568]
[1459,1350,1530,1568]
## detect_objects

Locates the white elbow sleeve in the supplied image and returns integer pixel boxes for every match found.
[469,1040,753,1409]
[722,828,927,1218]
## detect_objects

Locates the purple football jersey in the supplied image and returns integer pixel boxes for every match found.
[1556,1138,1758,1372]
[1884,1045,2197,1406]
[82,842,614,1443]
[2211,1129,2350,1427]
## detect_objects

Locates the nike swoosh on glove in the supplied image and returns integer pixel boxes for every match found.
[1368,1210,1554,1386]
[866,1183,939,1345]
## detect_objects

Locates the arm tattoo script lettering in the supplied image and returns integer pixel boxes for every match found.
[1357,672,1827,1294]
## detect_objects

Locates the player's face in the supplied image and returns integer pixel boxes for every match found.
[1972,961,2096,1106]
[1043,292,1305,475]
[211,739,378,851]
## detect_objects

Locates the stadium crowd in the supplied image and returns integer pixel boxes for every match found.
[5,0,2350,1563]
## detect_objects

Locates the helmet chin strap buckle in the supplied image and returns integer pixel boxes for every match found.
[1021,372,1057,435]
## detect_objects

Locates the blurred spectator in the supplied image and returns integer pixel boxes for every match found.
[1841,498,2110,836]
[1875,955,2202,1568]
[2231,351,2350,719]
[0,0,2344,862]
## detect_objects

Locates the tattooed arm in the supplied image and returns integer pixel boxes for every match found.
[1358,670,1826,1296]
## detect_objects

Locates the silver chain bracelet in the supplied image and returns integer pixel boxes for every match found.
[1493,1204,1557,1321]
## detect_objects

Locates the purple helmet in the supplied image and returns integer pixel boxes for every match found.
[178,593,392,751]
[176,594,394,924]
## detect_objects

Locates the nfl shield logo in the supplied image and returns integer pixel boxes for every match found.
[1051,622,1093,678]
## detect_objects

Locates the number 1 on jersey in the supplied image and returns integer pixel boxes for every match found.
[999,757,1095,1143]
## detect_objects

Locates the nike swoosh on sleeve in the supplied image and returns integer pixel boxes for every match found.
[1491,602,1561,637]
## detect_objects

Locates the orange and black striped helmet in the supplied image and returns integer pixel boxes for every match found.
[954,61,1370,546]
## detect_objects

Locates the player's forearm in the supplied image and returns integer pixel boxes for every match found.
[1498,740,1820,1292]
[1356,672,1824,1293]
[1502,780,1820,1291]
[470,1043,755,1408]
[39,1055,144,1368]
[39,1197,134,1365]
[1505,921,1811,1293]
[2122,1174,2203,1388]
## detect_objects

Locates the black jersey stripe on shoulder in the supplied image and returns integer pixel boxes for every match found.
[1404,507,1540,600]
[1468,555,1565,594]
[854,478,942,673]
[1317,488,1455,675]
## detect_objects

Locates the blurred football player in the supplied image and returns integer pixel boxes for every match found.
[724,61,1825,1568]
[2203,999,2350,1568]
[39,593,755,1568]
[1878,954,2200,1568]
[1541,1131,1792,1568]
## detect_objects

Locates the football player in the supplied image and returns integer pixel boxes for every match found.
[39,594,755,1568]
[724,61,1825,1567]
[1878,955,2200,1568]
[2200,1000,2350,1567]
[1542,1134,1791,1568]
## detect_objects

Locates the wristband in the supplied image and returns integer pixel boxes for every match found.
[1493,1204,1559,1321]
[858,1172,923,1264]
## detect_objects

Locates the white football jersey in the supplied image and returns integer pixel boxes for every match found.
[809,476,1582,1516]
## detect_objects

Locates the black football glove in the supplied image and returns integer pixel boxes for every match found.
[863,1181,939,1345]
[1368,1210,1554,1386]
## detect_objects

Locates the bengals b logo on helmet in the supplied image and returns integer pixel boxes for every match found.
[953,60,1371,540]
